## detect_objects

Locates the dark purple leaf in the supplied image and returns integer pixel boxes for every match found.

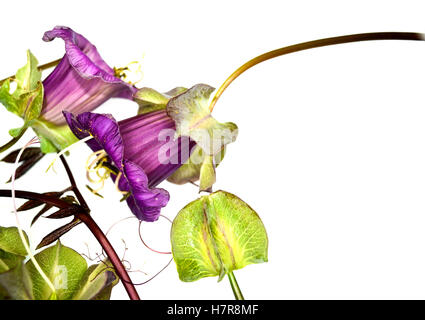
[31,204,53,226]
[36,220,82,249]
[6,152,45,183]
[45,207,77,219]
[17,191,63,212]
[1,147,42,163]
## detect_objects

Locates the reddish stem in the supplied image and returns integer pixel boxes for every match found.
[75,211,140,300]
[0,188,141,300]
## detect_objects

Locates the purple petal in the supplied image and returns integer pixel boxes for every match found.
[123,160,170,221]
[119,111,196,187]
[41,26,136,125]
[63,111,124,169]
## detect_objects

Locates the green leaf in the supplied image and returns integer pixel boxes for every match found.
[0,223,118,300]
[135,86,187,115]
[0,226,29,257]
[72,260,118,300]
[0,249,25,273]
[166,84,238,190]
[0,261,34,300]
[171,190,268,282]
[0,227,32,299]
[26,241,87,300]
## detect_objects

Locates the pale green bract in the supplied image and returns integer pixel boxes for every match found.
[0,50,43,139]
[0,51,78,153]
[171,191,268,282]
[166,84,238,191]
[135,86,187,115]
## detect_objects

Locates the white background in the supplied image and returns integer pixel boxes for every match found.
[0,0,425,300]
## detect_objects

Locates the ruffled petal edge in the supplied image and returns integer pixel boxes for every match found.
[43,26,136,96]
[123,160,170,222]
[63,111,124,169]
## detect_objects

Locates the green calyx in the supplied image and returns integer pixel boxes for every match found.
[135,84,238,191]
[167,145,225,188]
[0,50,77,154]
[31,119,78,153]
[166,84,238,191]
[171,191,268,282]
[135,86,188,115]
[0,51,43,139]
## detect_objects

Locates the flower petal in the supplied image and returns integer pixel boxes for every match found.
[119,111,196,187]
[41,26,136,125]
[63,111,124,169]
[43,26,125,84]
[123,160,170,222]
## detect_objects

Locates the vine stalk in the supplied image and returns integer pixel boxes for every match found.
[208,32,425,112]
[228,271,244,300]
[0,58,61,86]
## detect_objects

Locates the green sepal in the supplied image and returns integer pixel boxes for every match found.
[166,84,238,191]
[135,86,187,115]
[171,191,268,282]
[31,119,79,153]
[0,80,19,115]
[167,84,238,155]
[0,51,45,154]
[72,259,118,300]
[199,155,216,192]
[14,50,42,96]
[38,135,58,154]
[167,145,226,186]
[0,51,43,122]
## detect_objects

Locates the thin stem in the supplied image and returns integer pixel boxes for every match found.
[228,271,244,300]
[0,189,72,208]
[209,32,425,112]
[75,211,140,300]
[0,58,61,86]
[0,128,27,153]
[59,155,88,209]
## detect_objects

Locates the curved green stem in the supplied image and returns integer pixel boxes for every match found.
[0,128,27,153]
[228,271,244,300]
[209,32,424,112]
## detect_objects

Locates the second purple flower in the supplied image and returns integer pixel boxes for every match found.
[64,110,195,222]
